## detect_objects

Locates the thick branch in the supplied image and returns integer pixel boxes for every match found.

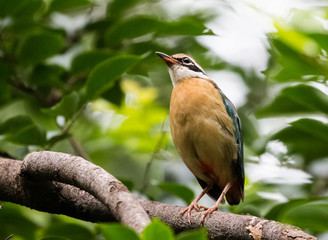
[20,151,150,232]
[0,153,317,240]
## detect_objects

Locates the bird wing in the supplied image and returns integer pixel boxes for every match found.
[196,87,245,204]
[217,90,245,197]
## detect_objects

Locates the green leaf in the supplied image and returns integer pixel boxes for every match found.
[275,24,320,57]
[7,124,46,146]
[0,115,46,146]
[308,33,328,53]
[106,0,138,19]
[42,91,80,120]
[158,18,215,36]
[105,16,214,44]
[0,62,10,81]
[0,100,57,131]
[0,115,33,134]
[41,223,94,240]
[30,64,66,85]
[0,80,11,105]
[29,64,66,94]
[0,101,29,124]
[71,51,113,74]
[158,182,195,205]
[41,237,69,240]
[0,0,27,17]
[0,63,11,104]
[266,198,328,233]
[105,16,160,44]
[0,203,38,239]
[85,55,142,99]
[142,219,174,240]
[256,84,328,117]
[48,0,92,13]
[101,79,124,105]
[176,228,207,240]
[17,32,64,64]
[99,224,139,240]
[6,18,40,36]
[290,118,328,143]
[12,0,43,18]
[272,119,328,162]
[117,178,134,191]
[266,38,327,82]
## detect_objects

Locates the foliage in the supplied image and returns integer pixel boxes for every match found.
[254,9,328,236]
[0,0,327,239]
[99,218,207,240]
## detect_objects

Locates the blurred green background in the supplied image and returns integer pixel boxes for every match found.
[0,0,327,239]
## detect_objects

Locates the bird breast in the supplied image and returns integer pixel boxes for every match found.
[169,77,237,186]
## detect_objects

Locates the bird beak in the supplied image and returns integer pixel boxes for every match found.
[155,51,179,66]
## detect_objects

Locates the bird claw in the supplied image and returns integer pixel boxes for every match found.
[201,206,217,224]
[180,201,200,224]
[199,205,208,210]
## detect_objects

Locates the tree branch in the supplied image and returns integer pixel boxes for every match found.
[0,152,317,240]
[20,151,150,232]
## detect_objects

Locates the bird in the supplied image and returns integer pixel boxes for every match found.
[155,51,244,223]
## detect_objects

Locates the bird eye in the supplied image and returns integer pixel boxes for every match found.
[182,57,191,64]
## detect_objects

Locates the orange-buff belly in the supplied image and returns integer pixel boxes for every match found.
[170,77,238,192]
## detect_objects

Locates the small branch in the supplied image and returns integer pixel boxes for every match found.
[68,136,91,161]
[61,104,87,135]
[140,115,167,194]
[0,153,317,240]
[5,234,14,240]
[64,104,90,160]
[45,104,91,161]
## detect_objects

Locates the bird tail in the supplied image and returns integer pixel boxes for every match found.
[226,179,244,205]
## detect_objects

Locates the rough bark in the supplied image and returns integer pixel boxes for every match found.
[20,151,150,232]
[0,152,317,240]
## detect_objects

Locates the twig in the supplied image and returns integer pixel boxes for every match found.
[140,114,168,194]
[5,234,14,240]
[62,104,87,135]
[68,136,91,161]
[45,104,91,161]
[63,104,91,160]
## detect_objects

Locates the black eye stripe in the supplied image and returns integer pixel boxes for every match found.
[187,64,204,73]
[173,57,206,75]
[174,58,184,63]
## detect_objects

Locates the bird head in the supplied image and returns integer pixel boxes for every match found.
[156,52,209,85]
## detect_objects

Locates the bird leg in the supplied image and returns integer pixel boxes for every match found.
[180,183,213,223]
[201,182,232,223]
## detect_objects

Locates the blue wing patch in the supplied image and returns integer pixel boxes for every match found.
[217,90,245,192]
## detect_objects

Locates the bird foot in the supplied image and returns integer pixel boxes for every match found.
[180,201,200,224]
[201,205,218,223]
[199,205,208,210]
